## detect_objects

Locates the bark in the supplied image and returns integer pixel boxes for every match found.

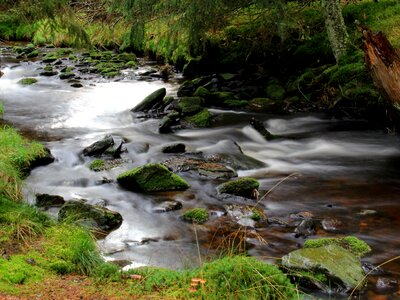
[322,0,350,63]
[362,28,400,114]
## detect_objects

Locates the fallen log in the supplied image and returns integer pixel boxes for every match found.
[362,28,400,122]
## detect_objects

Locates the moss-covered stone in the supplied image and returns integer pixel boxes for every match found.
[18,78,38,85]
[42,54,59,63]
[177,97,204,116]
[193,86,210,98]
[26,50,39,58]
[217,177,260,198]
[181,208,209,224]
[223,99,249,108]
[117,163,189,192]
[265,82,286,100]
[304,236,371,257]
[131,88,166,113]
[58,200,123,233]
[184,109,212,128]
[209,91,235,106]
[282,244,366,293]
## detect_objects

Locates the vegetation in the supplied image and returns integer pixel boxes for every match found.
[181,208,209,224]
[18,78,38,85]
[304,236,371,257]
[88,159,105,171]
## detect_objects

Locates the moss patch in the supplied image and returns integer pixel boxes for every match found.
[181,208,209,224]
[184,109,212,128]
[18,78,38,85]
[117,163,190,192]
[304,236,371,257]
[89,159,105,171]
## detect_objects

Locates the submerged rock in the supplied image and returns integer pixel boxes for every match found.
[250,117,275,140]
[82,135,114,156]
[131,88,166,113]
[223,204,265,227]
[282,244,366,293]
[163,156,237,179]
[217,177,260,199]
[117,163,190,192]
[58,199,123,234]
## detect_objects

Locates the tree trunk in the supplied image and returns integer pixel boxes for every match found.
[362,28,400,115]
[322,0,349,63]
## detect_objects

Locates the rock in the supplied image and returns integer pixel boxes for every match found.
[193,86,211,98]
[152,200,183,213]
[177,76,211,97]
[40,71,58,76]
[217,177,260,199]
[58,200,122,234]
[265,81,286,100]
[371,277,398,294]
[176,97,204,116]
[163,156,237,179]
[42,55,58,63]
[208,91,235,107]
[182,109,213,128]
[224,204,265,227]
[131,88,166,112]
[18,78,38,85]
[362,262,384,275]
[59,72,75,80]
[71,83,83,88]
[249,118,275,140]
[82,135,114,156]
[35,193,65,208]
[303,236,371,257]
[162,143,186,153]
[181,207,209,224]
[282,244,366,293]
[95,177,114,185]
[29,147,55,169]
[294,219,316,238]
[117,163,190,192]
[321,217,344,232]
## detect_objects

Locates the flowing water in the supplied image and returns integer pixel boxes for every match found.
[1,49,400,298]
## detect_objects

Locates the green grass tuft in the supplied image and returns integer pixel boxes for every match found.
[181,208,209,224]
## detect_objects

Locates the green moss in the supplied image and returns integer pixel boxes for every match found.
[185,109,212,128]
[117,163,190,192]
[193,86,210,98]
[181,208,209,224]
[249,208,262,221]
[196,256,297,299]
[304,236,371,257]
[217,177,260,198]
[18,78,38,85]
[89,159,105,172]
[328,62,368,85]
[0,255,46,284]
[265,82,286,100]
[177,97,204,115]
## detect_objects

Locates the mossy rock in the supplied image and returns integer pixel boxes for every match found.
[176,97,204,116]
[181,208,208,224]
[18,78,38,85]
[282,244,366,293]
[117,163,189,192]
[131,88,166,113]
[193,86,211,98]
[59,72,75,80]
[58,200,123,233]
[304,236,371,257]
[42,54,59,63]
[217,177,260,198]
[184,109,212,128]
[265,82,286,100]
[26,50,39,58]
[36,193,65,208]
[209,91,235,106]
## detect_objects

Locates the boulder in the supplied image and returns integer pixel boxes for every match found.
[36,193,65,208]
[282,244,366,293]
[82,135,114,156]
[182,109,213,128]
[131,88,166,112]
[163,157,237,179]
[58,199,123,234]
[117,163,190,192]
[217,177,260,199]
[176,97,204,116]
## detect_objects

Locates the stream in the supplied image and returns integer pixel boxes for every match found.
[1,48,400,298]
